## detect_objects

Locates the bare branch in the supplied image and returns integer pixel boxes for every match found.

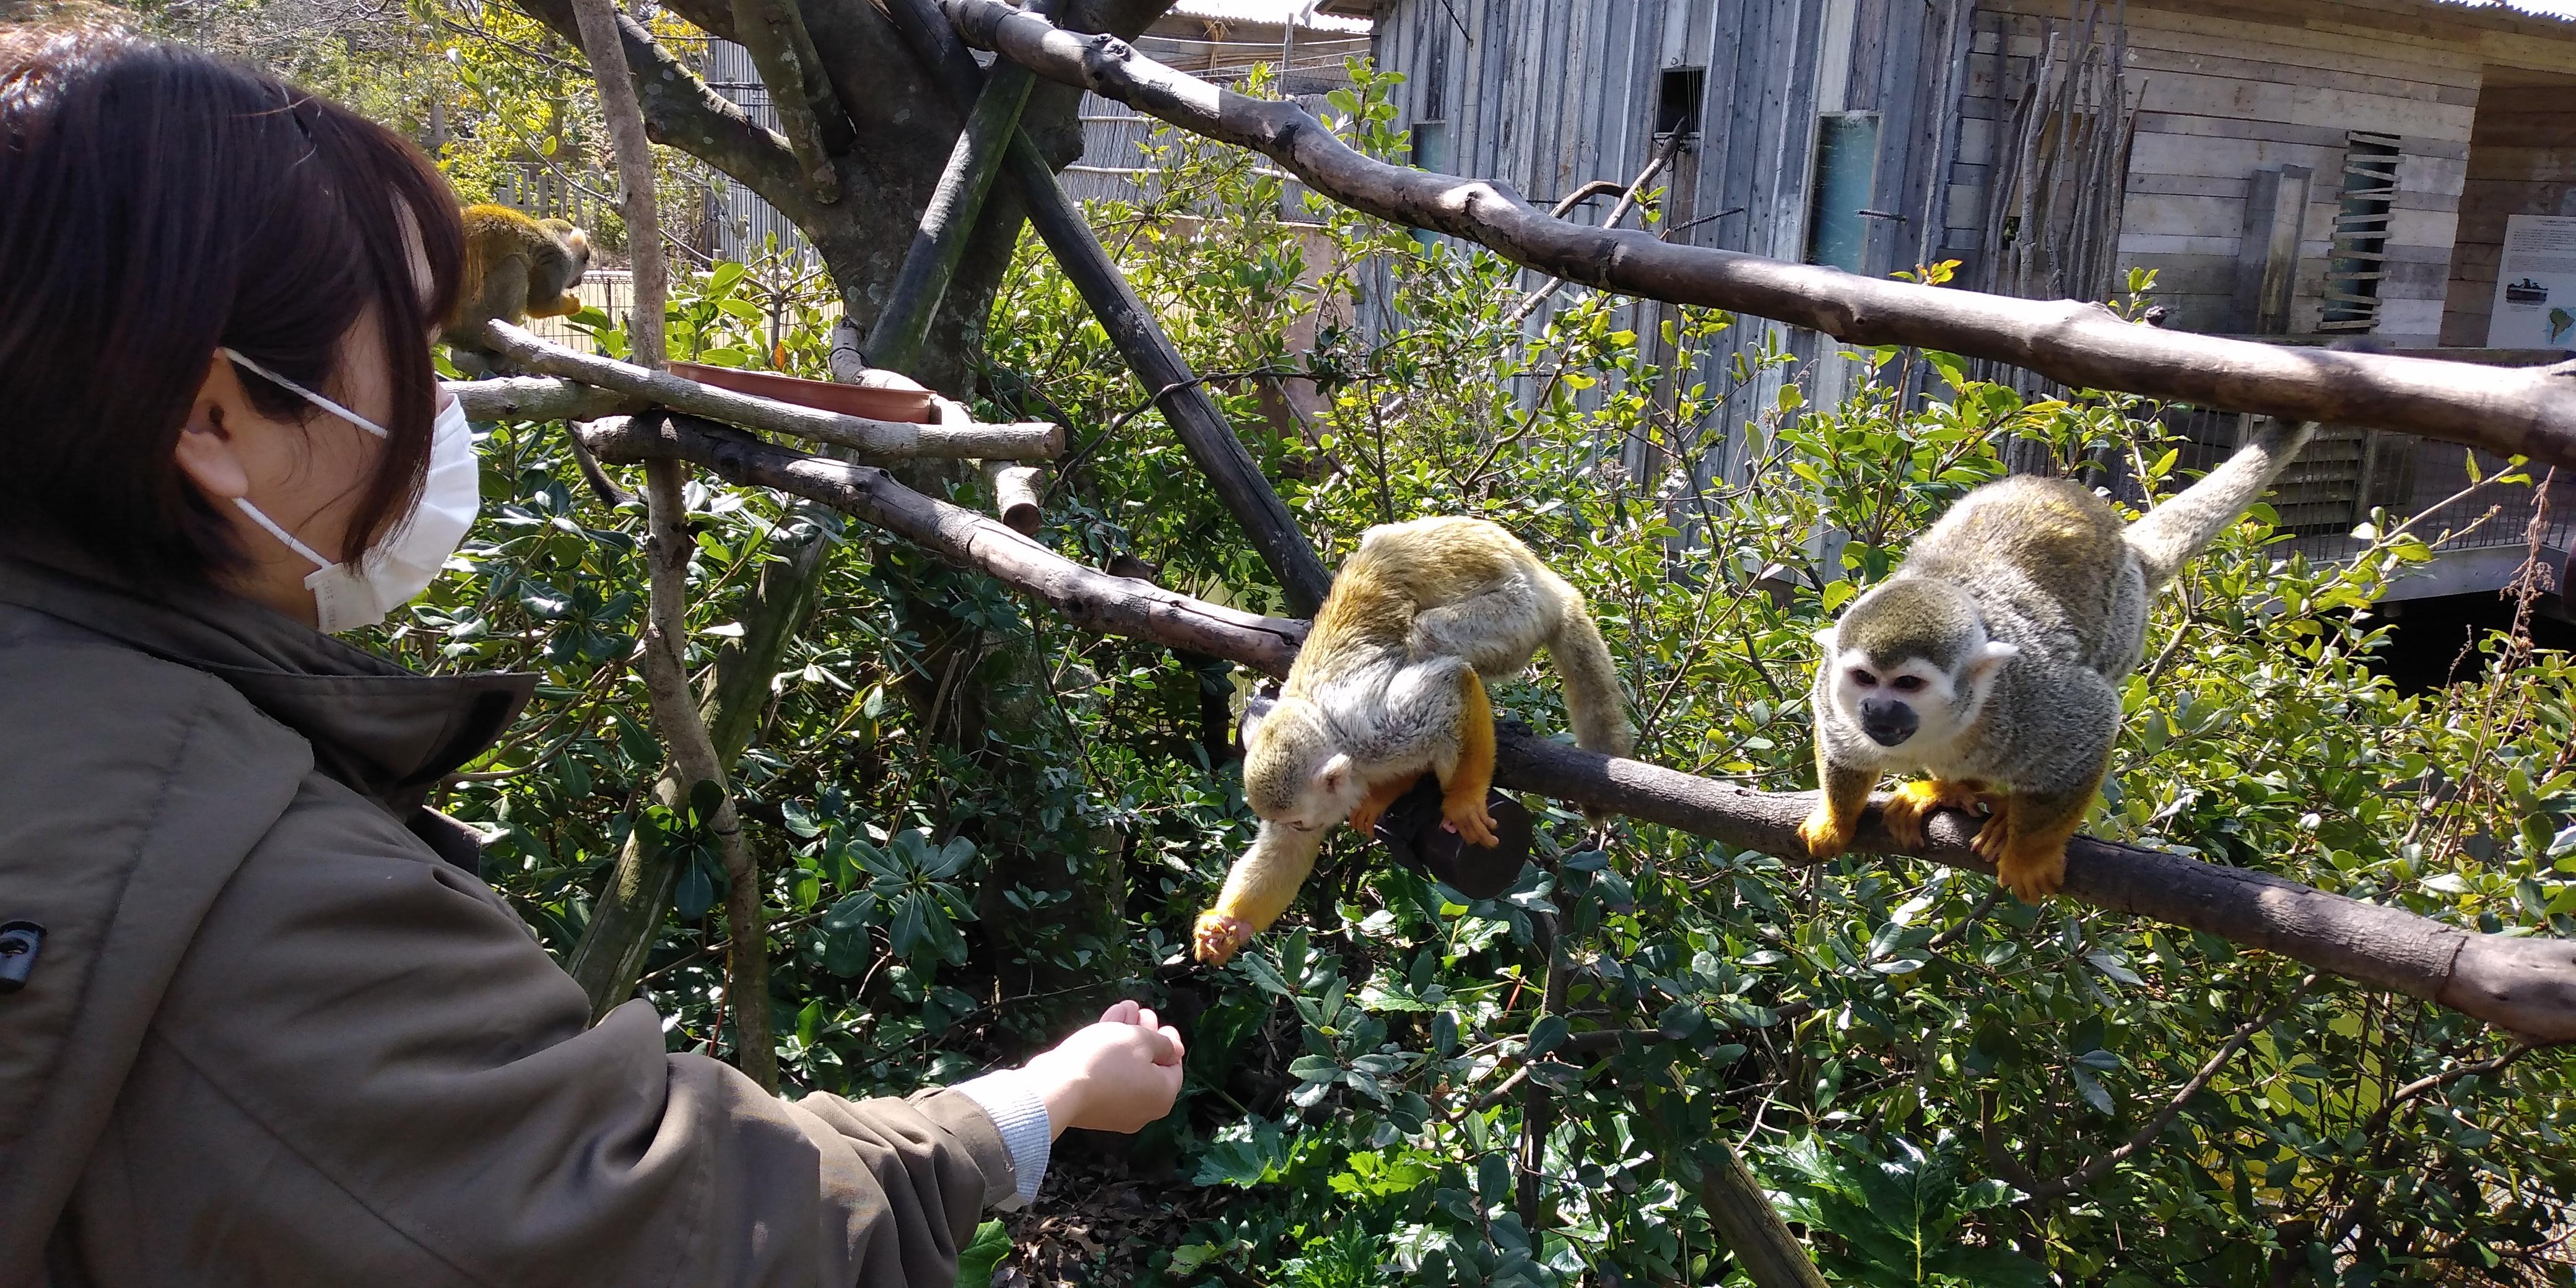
[2371,1041,2539,1134]
[877,0,1334,615]
[445,375,643,424]
[981,461,1045,534]
[510,0,807,217]
[476,322,1063,459]
[574,419,2576,1042]
[2017,975,2319,1203]
[1503,128,1686,328]
[567,0,776,1090]
[942,0,2576,466]
[578,414,1303,670]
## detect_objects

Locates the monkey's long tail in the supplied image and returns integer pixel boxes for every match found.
[1549,593,1637,760]
[2125,417,2320,588]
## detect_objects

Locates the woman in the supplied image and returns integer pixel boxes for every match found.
[0,25,1183,1286]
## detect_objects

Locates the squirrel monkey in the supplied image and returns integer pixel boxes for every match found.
[441,204,591,364]
[1193,517,1635,965]
[1799,418,2319,900]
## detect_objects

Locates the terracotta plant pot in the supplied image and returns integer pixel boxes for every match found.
[668,361,936,424]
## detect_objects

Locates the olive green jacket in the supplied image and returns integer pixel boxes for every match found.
[0,550,1014,1287]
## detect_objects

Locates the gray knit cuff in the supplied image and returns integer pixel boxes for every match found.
[953,1069,1051,1208]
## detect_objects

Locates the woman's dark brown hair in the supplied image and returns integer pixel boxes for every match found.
[0,25,465,582]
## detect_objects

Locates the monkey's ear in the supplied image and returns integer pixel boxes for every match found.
[1969,640,2020,679]
[1812,627,1838,655]
[1313,753,1354,796]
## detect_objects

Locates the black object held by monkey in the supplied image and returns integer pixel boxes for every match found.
[1370,773,1531,902]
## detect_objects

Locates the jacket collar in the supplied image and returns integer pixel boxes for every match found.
[0,546,535,814]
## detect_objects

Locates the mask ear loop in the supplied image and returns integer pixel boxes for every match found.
[230,495,333,571]
[219,347,389,440]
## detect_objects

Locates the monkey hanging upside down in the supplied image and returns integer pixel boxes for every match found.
[1193,517,1635,966]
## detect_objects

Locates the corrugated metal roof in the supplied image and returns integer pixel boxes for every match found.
[1167,0,1370,34]
[2443,0,2576,17]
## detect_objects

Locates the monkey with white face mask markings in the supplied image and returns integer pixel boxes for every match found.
[1799,418,2319,900]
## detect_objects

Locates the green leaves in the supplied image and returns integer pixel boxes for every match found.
[1771,1133,2043,1287]
[955,1220,1011,1287]
[840,829,979,968]
[1196,1119,1297,1188]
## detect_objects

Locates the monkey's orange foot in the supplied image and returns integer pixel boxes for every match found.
[1193,912,1255,965]
[1440,794,1501,848]
[1969,796,2013,864]
[1798,807,1855,859]
[1993,837,2066,902]
[1879,779,1997,850]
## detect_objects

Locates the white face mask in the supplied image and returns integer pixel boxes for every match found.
[220,349,481,633]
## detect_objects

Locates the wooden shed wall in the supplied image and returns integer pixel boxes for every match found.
[1369,0,1957,474]
[2440,80,2576,346]
[1957,0,2478,340]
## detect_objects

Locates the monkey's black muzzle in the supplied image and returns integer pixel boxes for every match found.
[1859,698,1918,747]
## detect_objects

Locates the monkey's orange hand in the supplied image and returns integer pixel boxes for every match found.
[1193,911,1254,966]
[1969,796,2012,865]
[1347,777,1411,837]
[1440,797,1501,848]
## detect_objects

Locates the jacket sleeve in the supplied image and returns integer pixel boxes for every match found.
[80,775,1015,1288]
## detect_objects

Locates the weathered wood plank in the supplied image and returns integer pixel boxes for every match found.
[2120,42,2469,102]
[2133,68,2475,141]
[2113,13,2481,86]
[2123,192,2250,240]
[2463,146,2576,185]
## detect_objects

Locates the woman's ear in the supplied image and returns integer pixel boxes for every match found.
[172,351,253,503]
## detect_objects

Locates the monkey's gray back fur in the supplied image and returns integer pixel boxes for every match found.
[1904,417,2317,684]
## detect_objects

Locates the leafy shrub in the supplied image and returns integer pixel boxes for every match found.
[409,61,2575,1288]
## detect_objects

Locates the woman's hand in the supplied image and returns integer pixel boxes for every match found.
[1022,1000,1186,1137]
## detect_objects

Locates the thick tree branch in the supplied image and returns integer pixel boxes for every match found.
[728,0,842,202]
[568,416,2576,1042]
[477,321,1063,459]
[1494,737,2576,1043]
[942,0,2576,466]
[866,59,1035,374]
[609,424,2576,1040]
[445,375,643,424]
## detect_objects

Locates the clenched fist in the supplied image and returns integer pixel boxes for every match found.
[1022,1000,1186,1136]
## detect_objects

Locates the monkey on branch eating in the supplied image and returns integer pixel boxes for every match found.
[1192,517,1635,966]
[1799,417,2318,900]
[440,204,591,374]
